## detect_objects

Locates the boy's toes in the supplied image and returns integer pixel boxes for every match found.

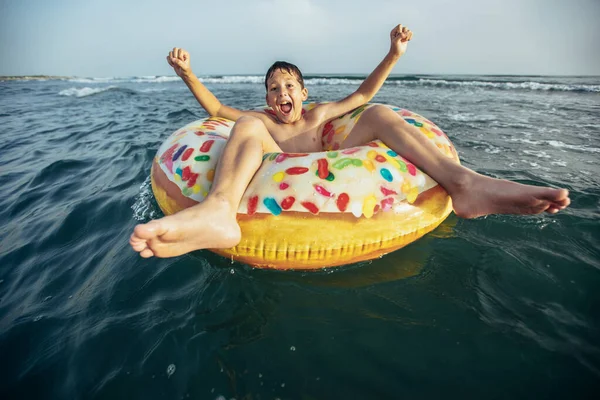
[140,248,155,258]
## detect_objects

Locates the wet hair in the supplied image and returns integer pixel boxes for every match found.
[264,61,304,90]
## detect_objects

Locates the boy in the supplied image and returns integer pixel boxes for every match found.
[130,24,570,259]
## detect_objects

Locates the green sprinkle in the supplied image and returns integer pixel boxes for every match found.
[327,151,338,158]
[194,155,210,162]
[332,158,353,169]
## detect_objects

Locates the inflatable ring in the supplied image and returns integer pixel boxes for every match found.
[151,103,460,270]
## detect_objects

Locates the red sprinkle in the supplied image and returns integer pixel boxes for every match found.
[279,182,289,190]
[181,166,191,181]
[247,196,258,215]
[431,127,443,136]
[314,184,333,197]
[276,153,288,163]
[301,201,319,215]
[281,196,295,210]
[380,186,398,196]
[336,193,349,212]
[407,164,417,176]
[375,155,387,163]
[286,167,309,175]
[200,140,214,153]
[194,130,205,136]
[367,142,379,147]
[342,148,360,155]
[317,158,329,179]
[381,197,394,211]
[187,173,198,187]
[182,147,194,161]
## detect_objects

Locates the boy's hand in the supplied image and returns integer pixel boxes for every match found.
[167,48,192,79]
[389,25,413,58]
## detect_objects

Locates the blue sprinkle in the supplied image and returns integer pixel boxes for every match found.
[405,118,416,125]
[172,145,187,161]
[263,197,282,216]
[175,167,182,176]
[392,107,401,111]
[380,168,393,182]
[386,150,398,157]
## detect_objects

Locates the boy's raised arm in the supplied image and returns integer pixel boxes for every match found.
[167,48,248,121]
[314,25,413,121]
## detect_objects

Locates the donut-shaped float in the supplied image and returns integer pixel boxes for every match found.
[151,103,459,269]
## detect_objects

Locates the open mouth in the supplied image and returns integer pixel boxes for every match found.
[279,102,292,115]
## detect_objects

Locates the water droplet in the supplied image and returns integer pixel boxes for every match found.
[167,364,176,377]
[43,296,52,302]
[281,383,285,388]
[33,316,43,322]
[258,373,262,378]
[230,268,235,274]
[290,346,296,351]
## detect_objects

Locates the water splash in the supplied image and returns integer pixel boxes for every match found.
[131,176,162,221]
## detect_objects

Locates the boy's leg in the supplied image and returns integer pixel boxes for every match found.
[130,116,282,258]
[338,105,570,219]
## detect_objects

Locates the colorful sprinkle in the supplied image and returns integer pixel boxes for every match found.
[336,193,349,212]
[380,186,397,196]
[279,182,289,190]
[406,187,419,204]
[281,196,295,210]
[263,197,282,215]
[285,167,309,175]
[181,166,191,181]
[194,155,210,162]
[200,140,214,152]
[182,147,194,161]
[207,169,215,182]
[273,171,285,182]
[407,164,417,176]
[317,158,329,179]
[363,159,375,172]
[301,201,319,215]
[173,145,187,161]
[362,195,378,218]
[247,196,258,215]
[381,197,394,211]
[314,184,333,198]
[327,151,338,158]
[380,168,393,182]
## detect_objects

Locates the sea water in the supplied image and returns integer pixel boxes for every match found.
[1,74,599,399]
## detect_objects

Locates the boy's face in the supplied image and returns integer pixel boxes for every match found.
[265,69,308,124]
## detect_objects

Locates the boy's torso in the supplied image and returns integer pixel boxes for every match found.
[261,113,325,153]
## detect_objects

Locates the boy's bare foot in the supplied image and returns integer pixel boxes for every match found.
[451,172,570,219]
[129,196,241,258]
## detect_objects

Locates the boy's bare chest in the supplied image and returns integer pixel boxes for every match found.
[268,121,324,153]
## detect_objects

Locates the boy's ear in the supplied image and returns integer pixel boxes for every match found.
[302,87,308,101]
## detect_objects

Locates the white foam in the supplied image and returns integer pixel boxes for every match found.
[200,75,264,84]
[406,79,600,92]
[548,140,600,153]
[58,86,117,97]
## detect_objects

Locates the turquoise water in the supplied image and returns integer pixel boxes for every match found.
[1,75,599,399]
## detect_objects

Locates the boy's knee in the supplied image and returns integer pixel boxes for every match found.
[362,104,395,120]
[236,115,264,128]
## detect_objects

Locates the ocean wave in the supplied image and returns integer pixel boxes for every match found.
[58,86,135,98]
[57,75,600,93]
[407,79,600,93]
[200,75,264,84]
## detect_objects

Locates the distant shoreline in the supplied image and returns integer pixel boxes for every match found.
[0,75,72,81]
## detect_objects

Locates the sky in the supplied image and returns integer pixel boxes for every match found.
[1,0,599,77]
